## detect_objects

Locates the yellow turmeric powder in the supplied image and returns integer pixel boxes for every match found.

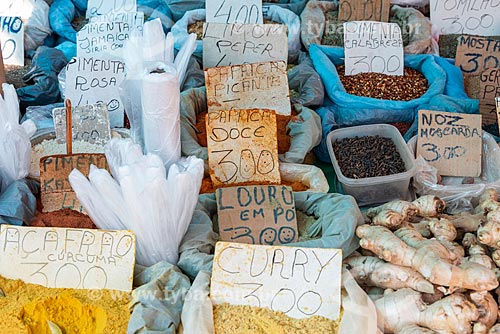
[213,303,341,334]
[0,276,130,334]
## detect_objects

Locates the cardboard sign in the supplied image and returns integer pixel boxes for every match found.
[455,36,500,77]
[479,68,500,125]
[430,0,500,36]
[65,57,126,128]
[211,242,342,320]
[338,0,390,22]
[205,61,291,115]
[40,154,108,213]
[0,226,135,291]
[216,185,298,245]
[206,109,281,187]
[53,103,112,146]
[344,21,404,76]
[206,0,263,24]
[86,0,137,18]
[202,23,288,69]
[417,110,482,177]
[497,97,500,132]
[0,16,23,66]
[77,12,144,60]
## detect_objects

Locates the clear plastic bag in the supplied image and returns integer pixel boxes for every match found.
[407,132,500,213]
[69,138,204,266]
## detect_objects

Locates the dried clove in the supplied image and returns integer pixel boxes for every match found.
[333,136,406,178]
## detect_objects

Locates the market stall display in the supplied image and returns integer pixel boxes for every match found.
[1,0,500,332]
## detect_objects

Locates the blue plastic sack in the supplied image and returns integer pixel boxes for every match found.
[49,0,79,43]
[0,179,36,226]
[177,192,364,280]
[309,45,447,126]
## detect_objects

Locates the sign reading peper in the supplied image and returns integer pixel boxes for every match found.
[202,23,288,69]
[343,21,404,76]
[216,185,298,245]
[479,68,500,125]
[455,36,500,77]
[206,0,263,24]
[211,242,342,320]
[205,61,291,115]
[65,57,126,128]
[430,0,500,36]
[53,103,112,146]
[86,0,137,18]
[417,110,482,177]
[338,0,390,22]
[0,226,135,291]
[77,12,144,60]
[206,109,281,188]
[0,16,23,66]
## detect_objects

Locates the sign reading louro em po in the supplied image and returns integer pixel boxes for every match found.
[206,109,281,188]
[417,110,482,177]
[211,242,342,321]
[0,226,136,291]
[216,185,298,245]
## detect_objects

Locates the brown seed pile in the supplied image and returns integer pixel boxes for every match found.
[187,20,205,40]
[336,65,428,101]
[333,135,406,178]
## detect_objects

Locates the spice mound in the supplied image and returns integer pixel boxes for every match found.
[336,65,428,101]
[333,136,406,178]
[31,209,97,229]
[0,276,130,334]
[213,303,340,334]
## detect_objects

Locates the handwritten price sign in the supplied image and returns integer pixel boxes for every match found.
[86,0,137,18]
[211,242,342,320]
[455,36,500,77]
[0,16,23,66]
[417,110,482,177]
[206,0,263,24]
[430,0,500,36]
[216,185,298,245]
[206,109,281,188]
[0,226,135,291]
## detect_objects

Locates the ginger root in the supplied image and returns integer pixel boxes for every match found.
[367,200,418,222]
[395,324,439,334]
[345,256,434,293]
[477,220,500,250]
[468,292,498,332]
[428,218,457,241]
[413,195,446,217]
[372,209,406,230]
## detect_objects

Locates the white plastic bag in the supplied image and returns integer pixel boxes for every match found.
[0,84,36,192]
[408,133,500,213]
[179,268,377,334]
[69,138,204,266]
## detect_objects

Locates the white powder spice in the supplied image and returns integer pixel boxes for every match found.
[30,139,105,179]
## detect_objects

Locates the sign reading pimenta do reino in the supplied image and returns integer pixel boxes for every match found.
[417,110,482,177]
[343,21,404,76]
[0,225,136,291]
[211,242,342,321]
[216,185,298,245]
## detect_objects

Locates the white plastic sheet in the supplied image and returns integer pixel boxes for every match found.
[408,133,500,213]
[0,84,36,192]
[69,138,204,266]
